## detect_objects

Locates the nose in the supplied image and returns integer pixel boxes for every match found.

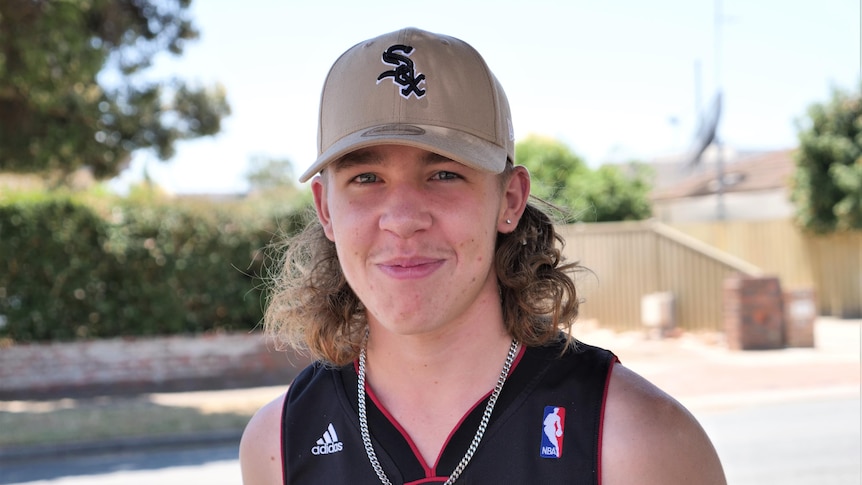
[378,183,432,238]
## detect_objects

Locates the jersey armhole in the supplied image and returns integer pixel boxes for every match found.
[280,388,290,485]
[595,355,619,485]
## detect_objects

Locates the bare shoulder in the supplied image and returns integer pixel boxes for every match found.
[239,392,286,485]
[602,363,726,485]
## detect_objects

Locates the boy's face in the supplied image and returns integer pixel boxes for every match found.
[312,144,525,337]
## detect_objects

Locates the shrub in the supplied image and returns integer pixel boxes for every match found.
[0,195,113,340]
[0,191,307,343]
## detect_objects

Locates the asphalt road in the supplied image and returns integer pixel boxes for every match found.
[700,396,861,485]
[2,395,859,485]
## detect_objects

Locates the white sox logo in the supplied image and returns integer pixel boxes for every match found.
[377,44,426,99]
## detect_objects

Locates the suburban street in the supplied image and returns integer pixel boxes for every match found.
[2,395,859,485]
[700,395,860,485]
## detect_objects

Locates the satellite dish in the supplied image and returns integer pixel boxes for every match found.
[685,91,722,168]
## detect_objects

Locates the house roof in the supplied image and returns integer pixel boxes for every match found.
[650,148,796,201]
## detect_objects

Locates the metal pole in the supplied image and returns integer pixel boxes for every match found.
[714,0,725,220]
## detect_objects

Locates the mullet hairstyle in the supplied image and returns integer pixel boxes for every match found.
[263,163,583,367]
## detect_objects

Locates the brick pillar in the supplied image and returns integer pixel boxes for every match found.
[724,275,786,350]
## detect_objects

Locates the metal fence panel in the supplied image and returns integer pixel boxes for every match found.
[559,219,862,331]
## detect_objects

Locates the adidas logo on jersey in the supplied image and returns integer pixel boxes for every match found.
[311,423,344,455]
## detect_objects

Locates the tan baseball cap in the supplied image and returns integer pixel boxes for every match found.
[298,27,515,183]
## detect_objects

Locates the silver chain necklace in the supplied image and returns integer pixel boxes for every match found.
[357,337,519,485]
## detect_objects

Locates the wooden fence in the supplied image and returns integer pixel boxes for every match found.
[673,219,861,319]
[557,219,862,333]
[557,221,764,333]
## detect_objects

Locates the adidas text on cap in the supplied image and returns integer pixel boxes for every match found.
[299,27,515,183]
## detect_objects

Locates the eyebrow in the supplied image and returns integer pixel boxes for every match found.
[332,149,382,172]
[332,148,455,172]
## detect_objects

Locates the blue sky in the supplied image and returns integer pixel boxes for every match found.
[111,0,859,194]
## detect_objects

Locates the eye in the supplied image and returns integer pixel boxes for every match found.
[432,171,461,181]
[352,173,378,184]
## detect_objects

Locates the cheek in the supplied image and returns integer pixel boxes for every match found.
[456,223,496,264]
[329,200,364,236]
[329,211,372,265]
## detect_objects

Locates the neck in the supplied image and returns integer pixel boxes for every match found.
[357,326,519,474]
[364,316,512,390]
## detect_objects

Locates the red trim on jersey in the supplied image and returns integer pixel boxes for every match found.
[596,356,619,485]
[405,478,449,484]
[432,343,526,473]
[366,381,435,476]
[352,358,435,475]
[431,390,490,473]
[279,392,288,485]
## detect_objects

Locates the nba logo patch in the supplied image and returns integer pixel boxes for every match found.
[540,406,566,459]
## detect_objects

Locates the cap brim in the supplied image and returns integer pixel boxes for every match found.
[298,124,508,183]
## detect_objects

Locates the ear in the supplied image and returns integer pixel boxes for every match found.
[311,174,336,242]
[497,165,531,233]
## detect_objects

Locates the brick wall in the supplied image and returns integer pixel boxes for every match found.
[0,332,311,399]
[723,275,818,350]
[723,275,786,350]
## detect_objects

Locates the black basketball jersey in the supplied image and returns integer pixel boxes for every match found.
[281,335,617,484]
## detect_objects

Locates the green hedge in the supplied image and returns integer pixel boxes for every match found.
[0,192,307,343]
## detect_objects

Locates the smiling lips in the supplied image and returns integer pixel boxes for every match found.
[377,257,445,279]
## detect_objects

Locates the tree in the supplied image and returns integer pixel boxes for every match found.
[574,163,653,222]
[516,135,653,222]
[245,155,298,193]
[790,86,862,233]
[243,155,311,216]
[516,134,587,204]
[0,0,230,181]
